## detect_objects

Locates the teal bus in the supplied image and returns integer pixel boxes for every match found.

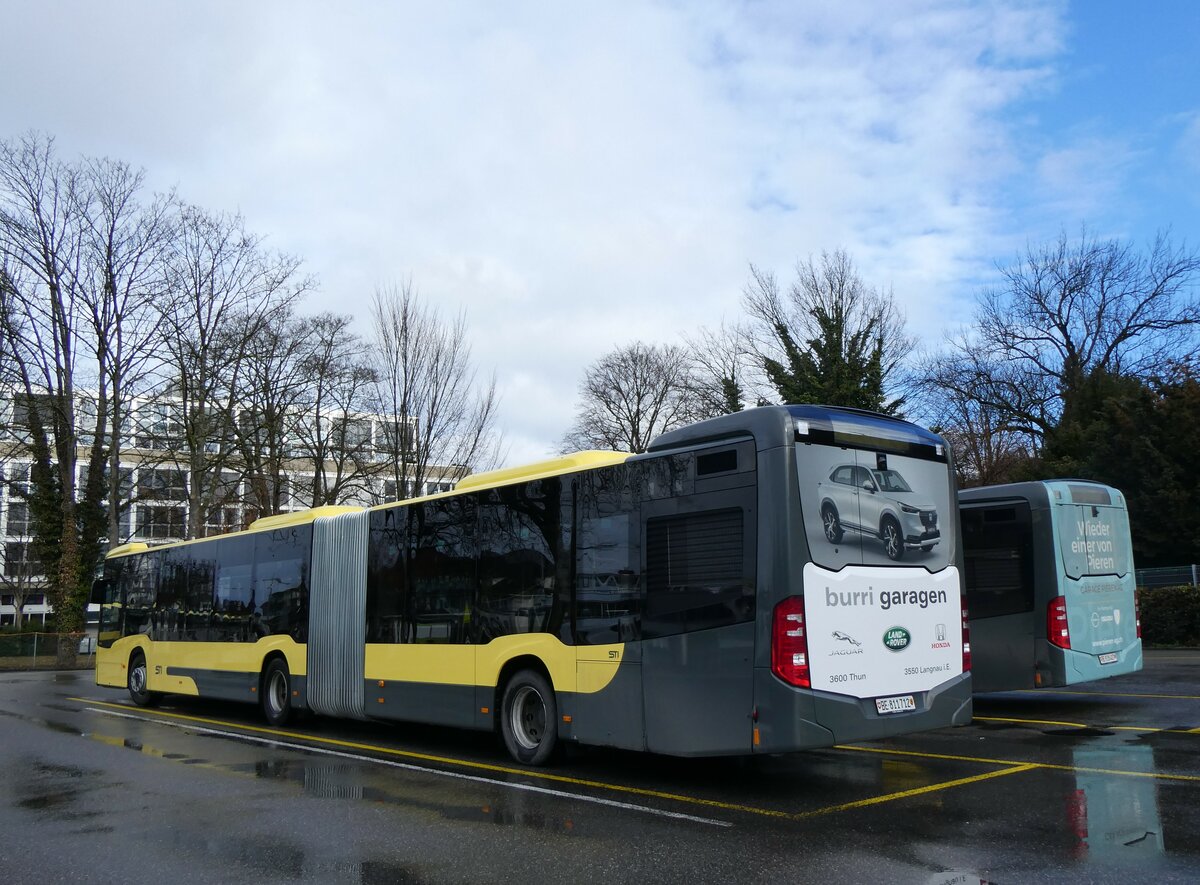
[95,405,972,765]
[959,480,1142,692]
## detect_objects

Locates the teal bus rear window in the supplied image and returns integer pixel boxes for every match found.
[1068,484,1111,506]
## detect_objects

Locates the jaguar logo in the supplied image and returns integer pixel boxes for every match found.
[832,630,862,647]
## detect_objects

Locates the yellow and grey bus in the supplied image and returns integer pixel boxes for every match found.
[960,480,1142,692]
[93,405,972,765]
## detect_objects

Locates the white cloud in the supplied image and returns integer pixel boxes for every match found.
[1,0,1069,465]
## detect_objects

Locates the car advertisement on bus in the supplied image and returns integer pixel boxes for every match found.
[799,446,952,570]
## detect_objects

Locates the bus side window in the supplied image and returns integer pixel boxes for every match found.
[962,504,1035,618]
[643,507,752,638]
[254,527,311,640]
[367,506,407,643]
[576,465,642,645]
[476,479,563,643]
[408,496,477,644]
[123,552,160,637]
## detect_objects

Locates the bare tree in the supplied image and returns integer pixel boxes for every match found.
[0,132,92,640]
[684,321,758,418]
[158,205,310,537]
[0,539,41,629]
[290,312,379,507]
[229,306,315,517]
[744,250,913,413]
[370,282,502,498]
[931,228,1200,444]
[80,156,175,546]
[910,357,1035,487]
[560,341,698,453]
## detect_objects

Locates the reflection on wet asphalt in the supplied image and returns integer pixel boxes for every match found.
[0,651,1198,883]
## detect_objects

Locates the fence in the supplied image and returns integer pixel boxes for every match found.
[1136,565,1200,589]
[0,632,95,671]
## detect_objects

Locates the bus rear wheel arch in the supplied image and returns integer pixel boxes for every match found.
[261,657,293,727]
[127,650,159,708]
[500,668,558,766]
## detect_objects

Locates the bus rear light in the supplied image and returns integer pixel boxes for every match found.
[1047,596,1071,649]
[772,595,810,688]
[961,595,971,673]
[1135,590,1142,639]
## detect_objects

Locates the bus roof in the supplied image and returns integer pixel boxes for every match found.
[960,479,1123,509]
[104,505,362,559]
[455,450,632,492]
[647,404,946,455]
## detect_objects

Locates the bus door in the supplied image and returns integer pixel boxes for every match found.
[640,489,757,756]
[961,501,1038,691]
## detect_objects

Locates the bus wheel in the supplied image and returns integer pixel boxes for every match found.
[500,670,557,766]
[881,516,904,561]
[262,658,293,727]
[822,504,844,544]
[128,652,159,708]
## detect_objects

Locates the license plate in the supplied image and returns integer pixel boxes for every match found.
[875,694,916,715]
[1098,652,1118,664]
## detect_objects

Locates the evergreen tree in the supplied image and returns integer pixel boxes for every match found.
[745,250,909,415]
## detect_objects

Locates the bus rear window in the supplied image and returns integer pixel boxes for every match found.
[1068,484,1112,506]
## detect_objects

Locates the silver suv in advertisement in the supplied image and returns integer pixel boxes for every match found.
[818,464,940,560]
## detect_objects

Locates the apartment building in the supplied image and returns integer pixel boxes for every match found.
[0,394,460,628]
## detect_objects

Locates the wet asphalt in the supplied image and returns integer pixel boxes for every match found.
[0,651,1197,884]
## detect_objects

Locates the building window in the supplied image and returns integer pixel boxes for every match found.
[205,507,241,536]
[138,505,186,540]
[5,501,29,535]
[136,399,184,449]
[137,467,187,502]
[3,542,42,578]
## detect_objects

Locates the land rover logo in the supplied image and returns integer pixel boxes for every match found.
[883,626,911,651]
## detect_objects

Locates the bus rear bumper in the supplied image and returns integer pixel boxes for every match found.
[752,669,972,753]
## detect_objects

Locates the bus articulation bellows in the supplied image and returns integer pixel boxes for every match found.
[93,405,972,765]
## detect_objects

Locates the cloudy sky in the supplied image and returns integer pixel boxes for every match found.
[3,1,1198,466]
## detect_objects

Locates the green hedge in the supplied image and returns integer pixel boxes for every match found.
[1138,585,1200,647]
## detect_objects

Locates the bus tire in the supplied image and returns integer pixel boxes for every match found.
[500,669,558,766]
[128,651,159,708]
[262,658,293,727]
[822,503,844,544]
[881,516,904,561]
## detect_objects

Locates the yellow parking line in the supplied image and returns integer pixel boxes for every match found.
[71,697,1041,823]
[837,744,1200,782]
[976,715,1087,729]
[975,715,1200,735]
[793,764,1038,819]
[74,697,792,820]
[1007,688,1200,700]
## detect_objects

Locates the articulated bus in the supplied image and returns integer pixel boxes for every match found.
[93,405,971,765]
[959,480,1142,692]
